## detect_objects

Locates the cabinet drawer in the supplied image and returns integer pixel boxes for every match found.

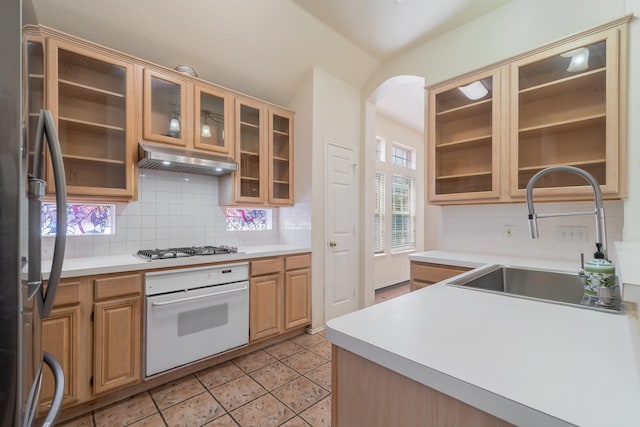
[251,257,283,276]
[411,262,470,284]
[47,279,82,307]
[285,253,311,271]
[94,273,142,301]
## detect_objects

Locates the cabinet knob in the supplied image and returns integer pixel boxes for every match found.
[329,241,337,248]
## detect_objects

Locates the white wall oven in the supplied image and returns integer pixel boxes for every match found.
[145,263,249,377]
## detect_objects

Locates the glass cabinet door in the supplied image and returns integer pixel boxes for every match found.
[47,39,135,198]
[235,97,265,203]
[194,85,232,154]
[510,28,620,197]
[143,69,188,146]
[268,108,293,204]
[428,68,501,202]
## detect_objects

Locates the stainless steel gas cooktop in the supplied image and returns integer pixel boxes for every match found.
[136,245,238,261]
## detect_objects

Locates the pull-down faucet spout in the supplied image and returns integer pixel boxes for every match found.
[525,165,607,258]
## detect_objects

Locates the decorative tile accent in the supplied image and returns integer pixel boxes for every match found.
[196,361,245,389]
[94,392,156,427]
[211,375,267,412]
[299,396,331,427]
[263,340,304,360]
[232,350,277,373]
[226,208,272,231]
[161,392,225,427]
[272,377,330,413]
[230,394,295,427]
[42,203,115,236]
[249,361,300,391]
[281,350,328,375]
[150,375,206,410]
[305,362,332,392]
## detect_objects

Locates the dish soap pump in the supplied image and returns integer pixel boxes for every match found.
[583,243,616,297]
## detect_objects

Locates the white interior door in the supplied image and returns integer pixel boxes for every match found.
[326,143,357,321]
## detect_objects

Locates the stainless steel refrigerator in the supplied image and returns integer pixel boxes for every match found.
[1,0,68,425]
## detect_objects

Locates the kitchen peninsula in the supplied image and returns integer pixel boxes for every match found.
[327,251,640,427]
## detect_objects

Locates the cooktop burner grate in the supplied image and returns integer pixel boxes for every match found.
[136,245,238,261]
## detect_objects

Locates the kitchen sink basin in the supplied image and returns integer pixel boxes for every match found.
[446,265,622,313]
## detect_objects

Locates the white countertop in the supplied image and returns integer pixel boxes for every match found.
[615,241,640,303]
[41,245,311,279]
[328,250,640,427]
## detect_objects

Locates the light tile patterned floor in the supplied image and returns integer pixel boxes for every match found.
[58,333,332,427]
[59,286,404,427]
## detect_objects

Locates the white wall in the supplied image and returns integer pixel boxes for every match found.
[373,114,424,290]
[361,0,637,275]
[301,67,361,329]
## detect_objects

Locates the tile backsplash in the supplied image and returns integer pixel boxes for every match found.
[44,170,292,259]
[439,200,624,263]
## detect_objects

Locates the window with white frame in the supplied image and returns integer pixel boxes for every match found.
[391,144,414,169]
[391,174,415,252]
[374,172,385,254]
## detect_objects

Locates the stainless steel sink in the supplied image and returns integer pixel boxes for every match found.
[446,265,622,313]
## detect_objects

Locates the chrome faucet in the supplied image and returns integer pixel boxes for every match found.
[525,165,607,258]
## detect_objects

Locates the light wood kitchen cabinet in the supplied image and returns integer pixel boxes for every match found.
[194,84,234,155]
[268,107,294,205]
[142,68,190,147]
[220,97,295,206]
[92,273,143,394]
[142,69,234,156]
[249,258,283,341]
[428,68,502,202]
[410,261,470,292]
[46,37,136,200]
[332,346,514,427]
[427,18,628,204]
[509,26,625,199]
[284,254,311,330]
[38,278,91,415]
[249,254,311,341]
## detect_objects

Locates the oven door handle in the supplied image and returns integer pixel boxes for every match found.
[150,286,248,307]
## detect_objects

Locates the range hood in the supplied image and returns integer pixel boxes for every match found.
[138,142,238,176]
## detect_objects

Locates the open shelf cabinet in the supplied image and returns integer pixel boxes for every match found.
[47,38,135,199]
[428,68,502,202]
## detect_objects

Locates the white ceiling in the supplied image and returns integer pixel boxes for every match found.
[27,0,511,134]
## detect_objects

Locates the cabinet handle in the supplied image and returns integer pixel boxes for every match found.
[329,241,337,248]
[150,286,248,307]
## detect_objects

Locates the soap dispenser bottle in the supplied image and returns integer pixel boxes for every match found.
[583,244,616,297]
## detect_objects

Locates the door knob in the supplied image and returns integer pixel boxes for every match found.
[329,241,337,247]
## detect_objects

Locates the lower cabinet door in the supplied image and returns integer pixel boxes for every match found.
[39,304,81,413]
[249,273,282,341]
[284,268,311,330]
[93,295,141,394]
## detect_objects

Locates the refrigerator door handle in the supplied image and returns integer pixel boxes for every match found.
[40,352,65,427]
[29,109,67,318]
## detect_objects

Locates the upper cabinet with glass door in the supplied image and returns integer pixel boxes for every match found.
[268,107,294,205]
[427,68,502,203]
[46,38,136,200]
[509,26,625,198]
[143,69,190,147]
[194,84,233,155]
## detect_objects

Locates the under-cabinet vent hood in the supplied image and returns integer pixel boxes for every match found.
[138,142,238,176]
